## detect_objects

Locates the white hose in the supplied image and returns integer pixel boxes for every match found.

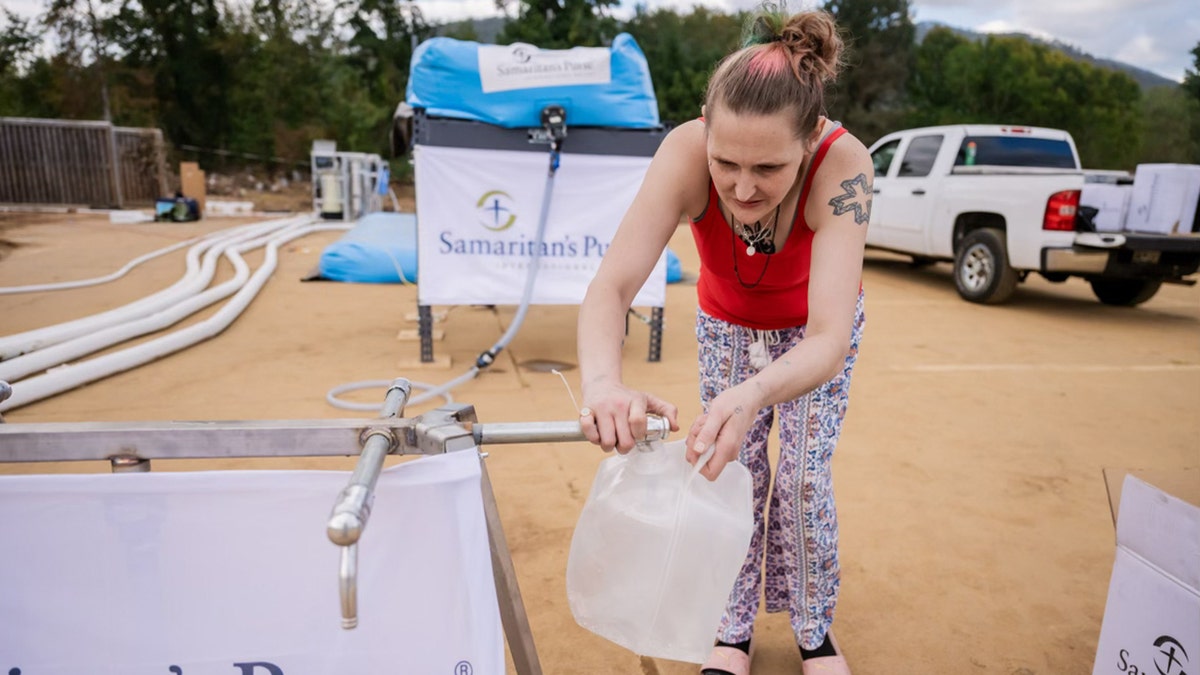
[0,217,303,360]
[0,236,201,295]
[0,217,341,412]
[0,219,322,383]
[324,370,478,412]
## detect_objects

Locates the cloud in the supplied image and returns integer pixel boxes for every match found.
[974,20,1056,43]
[911,0,1192,82]
[417,0,505,23]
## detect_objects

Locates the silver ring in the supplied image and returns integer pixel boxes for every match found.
[579,407,593,418]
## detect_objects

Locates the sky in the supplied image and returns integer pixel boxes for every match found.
[3,0,1195,82]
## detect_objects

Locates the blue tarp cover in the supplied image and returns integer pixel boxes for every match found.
[406,33,660,129]
[319,212,418,284]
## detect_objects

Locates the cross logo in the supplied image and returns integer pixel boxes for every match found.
[1154,635,1189,675]
[477,190,517,231]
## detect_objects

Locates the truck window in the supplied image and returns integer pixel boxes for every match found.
[897,135,943,177]
[872,139,900,177]
[955,136,1077,168]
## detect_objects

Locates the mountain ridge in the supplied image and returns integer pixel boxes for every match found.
[914,21,1178,89]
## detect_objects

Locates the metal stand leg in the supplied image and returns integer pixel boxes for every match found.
[479,458,542,675]
[419,305,434,363]
[648,306,664,363]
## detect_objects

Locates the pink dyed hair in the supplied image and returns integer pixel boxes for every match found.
[705,10,843,138]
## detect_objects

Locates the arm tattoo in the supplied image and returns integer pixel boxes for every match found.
[828,173,873,226]
[733,405,744,415]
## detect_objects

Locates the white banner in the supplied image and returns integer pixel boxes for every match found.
[415,145,666,307]
[477,43,611,93]
[0,450,503,675]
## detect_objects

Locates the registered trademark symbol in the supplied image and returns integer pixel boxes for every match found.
[454,661,473,675]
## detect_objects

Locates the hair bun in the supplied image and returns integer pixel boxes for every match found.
[780,11,843,83]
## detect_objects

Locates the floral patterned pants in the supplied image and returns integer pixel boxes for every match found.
[696,292,865,650]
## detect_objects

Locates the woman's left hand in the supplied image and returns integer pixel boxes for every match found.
[685,384,760,481]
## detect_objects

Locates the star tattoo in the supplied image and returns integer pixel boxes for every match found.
[828,173,873,226]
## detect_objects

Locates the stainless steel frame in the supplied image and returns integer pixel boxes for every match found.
[0,377,670,675]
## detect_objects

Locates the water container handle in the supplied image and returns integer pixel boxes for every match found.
[688,445,717,481]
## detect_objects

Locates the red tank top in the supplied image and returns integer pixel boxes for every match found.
[690,125,847,330]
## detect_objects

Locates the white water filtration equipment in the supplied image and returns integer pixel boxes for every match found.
[311,140,388,221]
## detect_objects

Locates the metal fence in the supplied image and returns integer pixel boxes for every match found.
[0,117,168,208]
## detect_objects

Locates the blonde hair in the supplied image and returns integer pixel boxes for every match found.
[704,7,844,138]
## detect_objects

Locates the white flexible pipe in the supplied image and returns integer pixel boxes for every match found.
[0,217,343,412]
[325,367,479,412]
[0,225,234,357]
[0,236,201,295]
[0,219,319,383]
[327,135,564,414]
[0,217,303,360]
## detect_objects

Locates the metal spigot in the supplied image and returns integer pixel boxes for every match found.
[327,379,411,630]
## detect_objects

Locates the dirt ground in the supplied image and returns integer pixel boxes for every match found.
[0,206,1197,675]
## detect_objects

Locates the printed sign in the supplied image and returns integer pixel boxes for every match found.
[477,43,612,93]
[414,145,666,307]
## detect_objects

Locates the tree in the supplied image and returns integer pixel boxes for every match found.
[1138,86,1200,164]
[624,7,742,125]
[497,0,619,49]
[823,0,914,144]
[112,0,234,157]
[906,26,969,125]
[1183,43,1200,163]
[906,29,1142,168]
[0,10,41,116]
[41,0,123,120]
[1184,43,1200,102]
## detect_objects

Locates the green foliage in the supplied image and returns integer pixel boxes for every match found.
[498,0,619,48]
[0,10,39,76]
[1138,86,1200,164]
[1184,43,1200,162]
[0,10,42,116]
[623,6,742,125]
[4,2,1190,183]
[907,28,1142,168]
[441,20,479,42]
[1185,43,1200,102]
[823,0,914,145]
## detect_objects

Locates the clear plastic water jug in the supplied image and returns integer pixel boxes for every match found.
[566,439,754,664]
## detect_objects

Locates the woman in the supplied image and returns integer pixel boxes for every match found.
[577,7,870,675]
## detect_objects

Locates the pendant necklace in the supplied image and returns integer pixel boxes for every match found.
[730,203,782,290]
[731,204,781,257]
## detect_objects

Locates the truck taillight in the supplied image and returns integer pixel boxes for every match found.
[1043,190,1080,231]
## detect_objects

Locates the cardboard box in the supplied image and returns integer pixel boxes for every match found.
[1080,183,1132,233]
[179,161,207,216]
[1124,164,1200,235]
[1092,469,1200,675]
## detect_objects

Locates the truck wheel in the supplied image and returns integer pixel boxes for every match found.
[1089,278,1162,306]
[954,229,1018,304]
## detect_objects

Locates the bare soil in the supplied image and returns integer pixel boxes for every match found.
[1,209,1197,674]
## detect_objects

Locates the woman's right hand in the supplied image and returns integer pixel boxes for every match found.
[579,379,679,454]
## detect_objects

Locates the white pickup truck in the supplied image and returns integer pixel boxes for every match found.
[866,124,1200,305]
